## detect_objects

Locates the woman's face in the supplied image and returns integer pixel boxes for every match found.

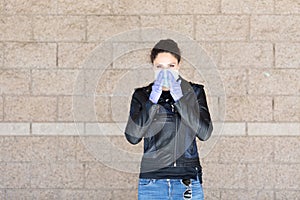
[153,52,180,71]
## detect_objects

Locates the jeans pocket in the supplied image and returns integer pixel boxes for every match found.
[139,178,154,186]
[191,178,201,187]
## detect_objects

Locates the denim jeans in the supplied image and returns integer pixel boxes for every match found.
[138,177,204,200]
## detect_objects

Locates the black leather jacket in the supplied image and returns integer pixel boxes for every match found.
[125,77,213,182]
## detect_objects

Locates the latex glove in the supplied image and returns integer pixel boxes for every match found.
[167,70,183,101]
[149,70,164,104]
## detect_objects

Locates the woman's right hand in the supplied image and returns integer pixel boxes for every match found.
[149,70,164,104]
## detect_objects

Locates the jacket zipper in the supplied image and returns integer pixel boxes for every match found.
[172,104,177,167]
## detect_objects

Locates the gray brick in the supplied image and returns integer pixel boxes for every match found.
[85,162,138,189]
[30,162,85,189]
[276,164,300,189]
[196,15,249,41]
[251,15,300,41]
[247,164,277,189]
[274,137,300,163]
[203,163,247,189]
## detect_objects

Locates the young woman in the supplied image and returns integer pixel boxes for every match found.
[125,39,213,199]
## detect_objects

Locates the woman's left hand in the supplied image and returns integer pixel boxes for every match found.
[167,70,183,101]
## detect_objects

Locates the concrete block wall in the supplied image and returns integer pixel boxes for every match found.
[0,0,300,199]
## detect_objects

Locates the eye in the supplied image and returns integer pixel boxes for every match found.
[169,64,175,68]
[155,64,162,68]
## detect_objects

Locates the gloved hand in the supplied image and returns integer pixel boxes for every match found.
[167,70,183,102]
[149,70,164,104]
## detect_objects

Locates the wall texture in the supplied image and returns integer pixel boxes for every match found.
[0,0,300,199]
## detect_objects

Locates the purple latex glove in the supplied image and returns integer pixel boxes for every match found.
[167,70,183,101]
[149,70,164,104]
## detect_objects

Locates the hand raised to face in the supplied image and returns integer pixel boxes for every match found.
[149,70,164,104]
[167,70,183,102]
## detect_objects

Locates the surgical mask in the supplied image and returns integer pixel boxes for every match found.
[154,69,179,88]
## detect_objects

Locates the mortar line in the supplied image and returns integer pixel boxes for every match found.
[245,122,248,136]
[245,163,249,193]
[2,95,5,121]
[6,38,297,43]
[30,122,32,135]
[248,14,251,42]
[245,68,249,96]
[54,0,58,14]
[193,15,196,40]
[161,0,166,14]
[2,13,300,17]
[83,161,87,189]
[272,43,276,68]
[56,96,59,122]
[29,69,33,95]
[1,42,4,69]
[272,97,275,122]
[85,15,88,42]
[56,43,59,67]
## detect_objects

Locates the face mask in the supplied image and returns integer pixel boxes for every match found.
[154,69,179,88]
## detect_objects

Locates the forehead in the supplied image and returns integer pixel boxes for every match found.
[153,52,178,64]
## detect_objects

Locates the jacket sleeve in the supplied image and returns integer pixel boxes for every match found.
[174,84,213,141]
[124,89,160,145]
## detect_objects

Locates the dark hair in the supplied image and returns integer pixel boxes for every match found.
[150,39,181,63]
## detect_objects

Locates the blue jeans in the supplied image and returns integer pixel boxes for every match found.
[138,177,204,200]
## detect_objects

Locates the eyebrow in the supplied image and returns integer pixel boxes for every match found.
[155,62,177,66]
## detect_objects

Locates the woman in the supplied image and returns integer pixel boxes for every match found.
[125,39,213,199]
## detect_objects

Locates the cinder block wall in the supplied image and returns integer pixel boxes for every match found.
[0,1,300,199]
